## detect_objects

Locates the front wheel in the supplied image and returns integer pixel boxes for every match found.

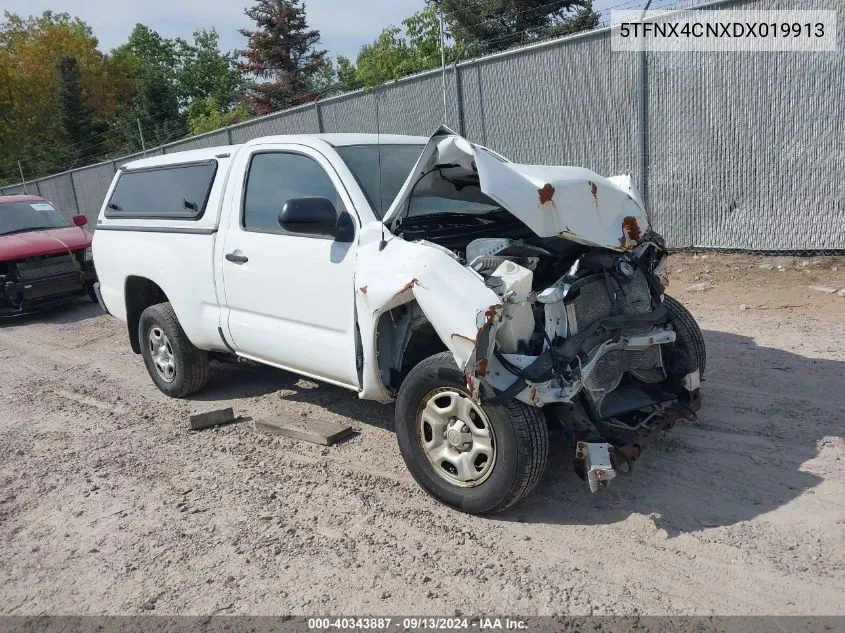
[395,352,549,514]
[664,295,706,376]
[138,302,209,398]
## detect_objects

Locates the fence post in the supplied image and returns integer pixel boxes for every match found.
[454,64,465,136]
[226,126,234,145]
[69,171,81,216]
[636,47,649,220]
[315,100,324,133]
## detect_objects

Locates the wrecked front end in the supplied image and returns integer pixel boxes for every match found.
[361,127,703,492]
[467,236,702,491]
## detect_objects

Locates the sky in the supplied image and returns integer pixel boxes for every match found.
[2,1,656,62]
[2,0,429,60]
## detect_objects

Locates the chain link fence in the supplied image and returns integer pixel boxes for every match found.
[2,0,842,254]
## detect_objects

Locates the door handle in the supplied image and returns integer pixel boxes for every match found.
[225,252,249,264]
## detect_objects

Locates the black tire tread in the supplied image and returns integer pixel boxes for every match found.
[397,352,549,514]
[140,302,209,397]
[664,295,706,375]
[498,399,549,511]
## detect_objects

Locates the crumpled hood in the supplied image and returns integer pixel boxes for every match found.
[384,126,647,251]
[0,226,91,262]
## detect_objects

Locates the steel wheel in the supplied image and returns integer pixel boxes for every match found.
[148,326,176,383]
[416,387,496,487]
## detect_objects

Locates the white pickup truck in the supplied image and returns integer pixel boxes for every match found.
[93,126,704,513]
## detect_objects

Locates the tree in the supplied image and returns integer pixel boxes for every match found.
[355,5,463,88]
[0,11,129,182]
[56,56,108,166]
[238,0,327,114]
[187,98,250,136]
[177,29,242,111]
[436,0,599,53]
[111,24,185,150]
[307,55,361,98]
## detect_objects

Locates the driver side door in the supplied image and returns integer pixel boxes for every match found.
[220,144,360,389]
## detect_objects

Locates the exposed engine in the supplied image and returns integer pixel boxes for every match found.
[450,233,700,488]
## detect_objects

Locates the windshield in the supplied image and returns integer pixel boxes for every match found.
[336,144,424,219]
[0,201,70,236]
[407,196,501,218]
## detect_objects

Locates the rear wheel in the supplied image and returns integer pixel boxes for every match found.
[664,295,706,375]
[138,302,209,397]
[395,352,549,514]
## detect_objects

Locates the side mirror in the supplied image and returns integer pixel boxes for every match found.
[278,197,356,242]
[278,197,337,237]
[72,214,88,227]
[334,211,355,243]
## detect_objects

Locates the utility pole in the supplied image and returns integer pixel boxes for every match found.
[137,118,147,156]
[17,161,27,194]
[439,7,448,124]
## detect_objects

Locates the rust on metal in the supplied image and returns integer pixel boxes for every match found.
[484,304,502,326]
[538,183,556,206]
[358,286,368,295]
[451,332,476,346]
[587,180,598,207]
[619,215,643,249]
[399,278,422,293]
[464,372,475,393]
[476,358,489,377]
[529,385,538,406]
[475,304,503,342]
[616,404,696,463]
[389,278,425,303]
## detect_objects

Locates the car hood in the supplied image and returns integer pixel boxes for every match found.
[0,226,92,262]
[383,126,648,251]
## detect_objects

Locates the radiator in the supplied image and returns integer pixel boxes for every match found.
[16,253,81,282]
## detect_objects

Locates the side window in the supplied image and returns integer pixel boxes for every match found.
[106,162,217,219]
[243,152,343,233]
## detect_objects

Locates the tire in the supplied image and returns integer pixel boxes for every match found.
[664,295,706,376]
[86,282,98,303]
[138,302,209,398]
[395,352,549,514]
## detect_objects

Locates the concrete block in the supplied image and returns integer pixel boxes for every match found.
[254,416,354,446]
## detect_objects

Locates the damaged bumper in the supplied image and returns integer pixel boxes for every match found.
[1,268,95,317]
[575,389,701,492]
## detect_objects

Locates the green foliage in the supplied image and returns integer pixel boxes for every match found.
[111,25,184,151]
[436,0,599,53]
[0,10,128,183]
[307,55,362,98]
[55,55,108,167]
[187,98,250,136]
[355,5,463,88]
[176,29,243,110]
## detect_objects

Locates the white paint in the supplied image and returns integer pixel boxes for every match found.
[93,127,661,408]
[383,126,647,251]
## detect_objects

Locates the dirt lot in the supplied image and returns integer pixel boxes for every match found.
[1,253,844,616]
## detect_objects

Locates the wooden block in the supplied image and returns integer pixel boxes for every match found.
[254,416,355,446]
[189,407,236,430]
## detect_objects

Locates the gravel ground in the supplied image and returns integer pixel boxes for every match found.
[1,255,844,616]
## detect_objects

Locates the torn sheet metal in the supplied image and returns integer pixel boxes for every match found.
[354,223,501,403]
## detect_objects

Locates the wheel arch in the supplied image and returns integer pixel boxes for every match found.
[124,276,170,353]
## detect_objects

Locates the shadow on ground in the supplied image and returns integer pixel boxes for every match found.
[193,360,393,431]
[188,328,843,533]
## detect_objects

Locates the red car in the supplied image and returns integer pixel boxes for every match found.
[0,194,98,316]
